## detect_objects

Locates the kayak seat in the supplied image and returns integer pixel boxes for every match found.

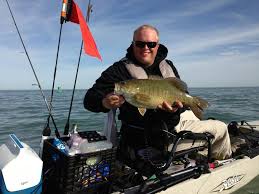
[168,131,213,156]
[154,131,214,172]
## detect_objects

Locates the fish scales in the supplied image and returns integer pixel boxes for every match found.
[114,78,209,119]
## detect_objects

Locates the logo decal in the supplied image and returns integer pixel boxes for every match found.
[212,174,245,192]
[21,181,29,185]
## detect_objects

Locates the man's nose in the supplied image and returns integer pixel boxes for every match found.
[144,44,149,49]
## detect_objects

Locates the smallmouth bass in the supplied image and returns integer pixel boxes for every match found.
[114,77,209,119]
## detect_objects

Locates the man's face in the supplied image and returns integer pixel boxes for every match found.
[133,28,159,66]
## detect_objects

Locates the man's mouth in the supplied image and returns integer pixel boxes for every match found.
[141,52,150,56]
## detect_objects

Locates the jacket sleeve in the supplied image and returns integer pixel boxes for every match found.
[84,62,130,113]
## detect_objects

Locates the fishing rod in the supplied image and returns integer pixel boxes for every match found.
[64,0,93,135]
[43,24,63,137]
[4,0,60,138]
[44,0,73,137]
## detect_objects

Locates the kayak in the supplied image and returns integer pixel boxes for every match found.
[0,120,259,194]
[110,120,259,194]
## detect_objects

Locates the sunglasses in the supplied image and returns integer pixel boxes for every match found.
[133,41,158,49]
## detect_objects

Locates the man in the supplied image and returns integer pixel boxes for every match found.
[84,25,232,168]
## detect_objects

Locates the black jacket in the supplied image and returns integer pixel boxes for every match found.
[84,44,185,149]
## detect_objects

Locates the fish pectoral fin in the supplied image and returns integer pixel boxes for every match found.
[133,93,151,104]
[138,108,146,116]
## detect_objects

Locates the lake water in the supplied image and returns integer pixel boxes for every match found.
[0,87,258,193]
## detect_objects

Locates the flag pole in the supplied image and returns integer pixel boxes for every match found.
[64,0,92,135]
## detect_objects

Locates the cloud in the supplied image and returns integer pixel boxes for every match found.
[177,48,259,87]
[172,0,236,17]
[1,0,259,89]
[219,50,240,56]
[165,25,259,56]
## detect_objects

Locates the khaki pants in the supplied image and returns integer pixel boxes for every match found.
[175,110,232,160]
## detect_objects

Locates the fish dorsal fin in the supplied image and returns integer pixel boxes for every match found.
[148,75,163,80]
[165,77,188,92]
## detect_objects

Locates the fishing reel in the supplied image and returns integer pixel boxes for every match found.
[227,121,240,136]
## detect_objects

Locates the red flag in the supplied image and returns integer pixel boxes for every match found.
[69,1,102,61]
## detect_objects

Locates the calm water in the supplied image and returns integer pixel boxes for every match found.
[0,87,259,193]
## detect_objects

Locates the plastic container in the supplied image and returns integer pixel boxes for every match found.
[77,130,113,153]
[79,140,113,154]
[67,124,84,155]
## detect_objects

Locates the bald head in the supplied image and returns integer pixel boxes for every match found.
[133,24,159,41]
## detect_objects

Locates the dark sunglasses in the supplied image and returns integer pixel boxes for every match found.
[133,41,158,49]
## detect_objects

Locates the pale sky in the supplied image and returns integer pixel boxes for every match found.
[0,0,259,90]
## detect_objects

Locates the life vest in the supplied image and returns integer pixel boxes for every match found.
[104,59,176,146]
[124,59,176,79]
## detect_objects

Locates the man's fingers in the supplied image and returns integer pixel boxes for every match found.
[109,94,125,102]
[103,94,125,109]
[157,104,162,109]
[163,101,173,110]
[157,100,183,113]
[109,94,119,100]
[157,102,173,111]
[173,100,183,108]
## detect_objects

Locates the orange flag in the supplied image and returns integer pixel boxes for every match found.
[69,0,102,61]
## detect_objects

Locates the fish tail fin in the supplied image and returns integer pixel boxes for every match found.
[189,96,209,120]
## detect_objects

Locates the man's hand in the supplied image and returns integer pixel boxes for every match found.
[157,100,183,113]
[102,93,125,109]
